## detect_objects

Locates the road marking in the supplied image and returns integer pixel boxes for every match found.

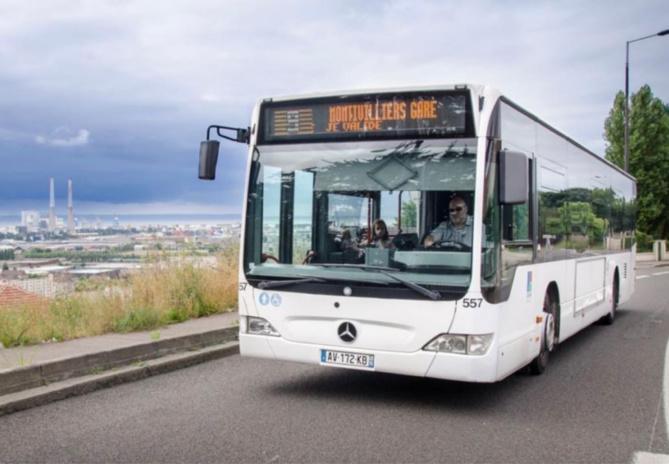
[632,342,669,463]
[633,451,669,463]
[664,338,669,446]
[637,272,669,280]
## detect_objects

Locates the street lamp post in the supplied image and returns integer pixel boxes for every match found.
[624,28,669,173]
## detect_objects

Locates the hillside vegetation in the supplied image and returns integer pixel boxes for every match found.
[0,248,238,348]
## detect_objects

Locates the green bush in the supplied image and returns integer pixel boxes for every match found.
[48,297,87,341]
[636,230,654,252]
[0,309,32,347]
[165,307,189,323]
[113,307,162,333]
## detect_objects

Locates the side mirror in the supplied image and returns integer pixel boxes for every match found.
[199,140,220,180]
[499,150,528,204]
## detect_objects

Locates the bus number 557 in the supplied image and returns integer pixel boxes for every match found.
[462,298,483,309]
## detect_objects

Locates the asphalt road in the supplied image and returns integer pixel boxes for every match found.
[2,264,669,463]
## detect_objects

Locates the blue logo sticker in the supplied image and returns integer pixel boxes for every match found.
[258,292,270,306]
[527,271,533,297]
[270,293,282,307]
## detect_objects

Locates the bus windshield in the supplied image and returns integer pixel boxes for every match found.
[243,138,478,295]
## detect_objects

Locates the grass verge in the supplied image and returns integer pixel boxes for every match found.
[0,247,238,348]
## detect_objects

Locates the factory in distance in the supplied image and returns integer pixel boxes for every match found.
[1,178,240,303]
[19,178,90,234]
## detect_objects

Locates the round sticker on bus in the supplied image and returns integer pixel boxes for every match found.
[258,292,270,306]
[271,294,282,307]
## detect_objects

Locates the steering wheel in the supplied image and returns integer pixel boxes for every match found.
[428,240,472,252]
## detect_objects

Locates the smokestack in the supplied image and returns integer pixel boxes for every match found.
[67,179,74,234]
[49,177,56,231]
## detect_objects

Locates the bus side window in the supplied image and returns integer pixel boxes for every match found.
[261,166,282,262]
[502,203,529,241]
[292,170,314,264]
[380,191,400,235]
[501,159,533,276]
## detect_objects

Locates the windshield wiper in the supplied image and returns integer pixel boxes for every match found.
[376,270,441,300]
[311,263,441,300]
[311,263,397,272]
[257,277,327,289]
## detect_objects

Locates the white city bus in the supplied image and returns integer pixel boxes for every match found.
[199,84,636,382]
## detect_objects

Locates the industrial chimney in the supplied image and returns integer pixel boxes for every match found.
[67,179,74,234]
[49,177,56,231]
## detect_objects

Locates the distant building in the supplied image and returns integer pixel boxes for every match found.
[49,177,56,231]
[21,210,40,232]
[0,273,74,299]
[67,179,75,234]
[0,284,47,308]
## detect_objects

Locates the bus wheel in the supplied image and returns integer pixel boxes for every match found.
[601,273,618,325]
[529,292,557,375]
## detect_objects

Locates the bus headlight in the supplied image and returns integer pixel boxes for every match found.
[423,334,493,355]
[247,317,281,337]
[423,334,467,354]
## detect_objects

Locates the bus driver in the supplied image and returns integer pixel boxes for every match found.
[423,196,473,249]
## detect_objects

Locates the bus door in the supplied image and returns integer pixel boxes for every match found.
[314,191,377,263]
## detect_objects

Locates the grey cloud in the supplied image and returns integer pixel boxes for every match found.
[0,0,667,213]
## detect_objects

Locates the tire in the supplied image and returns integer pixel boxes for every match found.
[601,274,618,326]
[529,292,558,375]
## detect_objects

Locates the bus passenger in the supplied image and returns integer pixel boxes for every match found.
[340,229,360,252]
[364,219,395,249]
[340,229,364,259]
[423,196,473,248]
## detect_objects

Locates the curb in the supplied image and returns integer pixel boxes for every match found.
[0,326,239,396]
[0,341,239,417]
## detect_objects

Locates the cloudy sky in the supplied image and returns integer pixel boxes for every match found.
[0,0,667,216]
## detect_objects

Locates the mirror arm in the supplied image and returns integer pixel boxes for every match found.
[206,125,250,144]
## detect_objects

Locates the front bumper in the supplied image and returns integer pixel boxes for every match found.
[240,333,499,383]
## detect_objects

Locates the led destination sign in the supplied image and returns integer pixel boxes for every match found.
[260,92,472,143]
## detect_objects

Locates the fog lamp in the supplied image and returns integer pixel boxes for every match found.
[467,334,493,355]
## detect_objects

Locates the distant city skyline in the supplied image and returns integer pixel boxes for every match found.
[0,212,241,229]
[0,197,242,215]
[1,1,667,214]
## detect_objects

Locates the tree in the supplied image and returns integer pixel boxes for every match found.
[400,199,417,229]
[604,85,669,239]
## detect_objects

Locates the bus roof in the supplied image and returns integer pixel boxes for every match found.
[498,94,635,183]
[260,83,483,104]
[257,84,635,183]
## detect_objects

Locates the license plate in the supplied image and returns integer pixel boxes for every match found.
[320,349,375,369]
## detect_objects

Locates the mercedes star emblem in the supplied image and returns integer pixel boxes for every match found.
[338,322,357,342]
